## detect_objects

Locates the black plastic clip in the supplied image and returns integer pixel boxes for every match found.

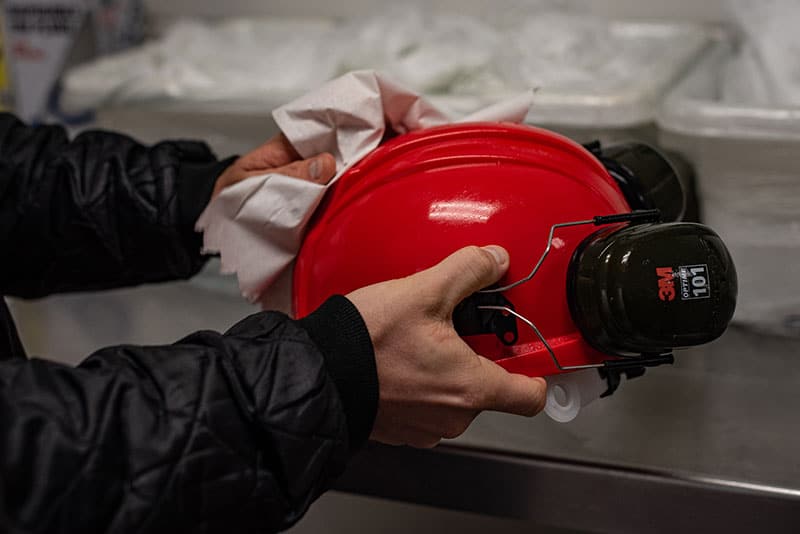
[454,291,519,346]
[593,209,662,226]
[598,353,674,397]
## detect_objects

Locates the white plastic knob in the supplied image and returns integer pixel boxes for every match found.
[544,369,608,423]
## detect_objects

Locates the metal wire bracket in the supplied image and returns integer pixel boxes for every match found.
[476,209,662,371]
[479,209,660,295]
[477,305,603,371]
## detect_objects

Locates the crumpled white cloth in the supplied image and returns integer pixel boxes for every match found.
[196,70,534,309]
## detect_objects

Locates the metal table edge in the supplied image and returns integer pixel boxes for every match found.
[334,442,800,533]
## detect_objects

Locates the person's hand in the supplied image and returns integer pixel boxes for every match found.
[347,245,547,448]
[213,133,337,198]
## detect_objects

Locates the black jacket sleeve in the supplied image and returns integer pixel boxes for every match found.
[0,112,236,298]
[0,295,379,534]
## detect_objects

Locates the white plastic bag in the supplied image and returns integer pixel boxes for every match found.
[62,18,340,110]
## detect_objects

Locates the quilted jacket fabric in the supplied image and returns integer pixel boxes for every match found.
[0,114,378,533]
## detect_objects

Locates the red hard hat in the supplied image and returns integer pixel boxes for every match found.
[293,123,737,380]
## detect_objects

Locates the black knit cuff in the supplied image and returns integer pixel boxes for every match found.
[176,155,238,230]
[297,295,378,452]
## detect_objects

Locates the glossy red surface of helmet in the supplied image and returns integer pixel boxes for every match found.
[293,123,633,377]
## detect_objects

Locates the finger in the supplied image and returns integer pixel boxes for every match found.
[410,437,442,449]
[397,428,443,449]
[477,357,547,417]
[419,245,510,313]
[371,423,442,448]
[394,406,476,440]
[272,153,337,184]
[245,133,301,169]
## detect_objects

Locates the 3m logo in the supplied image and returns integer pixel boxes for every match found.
[656,267,675,301]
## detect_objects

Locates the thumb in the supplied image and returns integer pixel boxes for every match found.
[478,358,547,416]
[420,245,509,313]
[273,153,337,185]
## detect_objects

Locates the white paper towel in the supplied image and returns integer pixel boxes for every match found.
[196,70,534,310]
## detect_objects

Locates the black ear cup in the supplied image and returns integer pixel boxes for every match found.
[587,141,688,223]
[568,222,737,356]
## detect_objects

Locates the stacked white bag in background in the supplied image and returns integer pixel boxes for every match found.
[60,5,708,121]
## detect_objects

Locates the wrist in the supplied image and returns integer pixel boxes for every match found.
[177,155,238,229]
[297,295,379,452]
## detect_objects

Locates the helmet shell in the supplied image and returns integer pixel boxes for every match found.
[293,122,632,376]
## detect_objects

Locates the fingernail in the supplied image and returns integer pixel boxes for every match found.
[309,157,321,180]
[482,245,508,266]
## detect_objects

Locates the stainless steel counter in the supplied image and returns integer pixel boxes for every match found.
[9,279,800,531]
[336,326,800,532]
[460,324,800,490]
